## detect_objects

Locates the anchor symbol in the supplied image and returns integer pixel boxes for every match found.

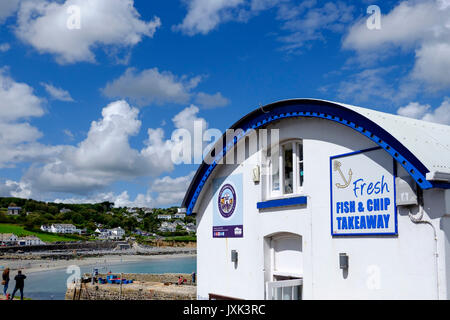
[333,160,352,189]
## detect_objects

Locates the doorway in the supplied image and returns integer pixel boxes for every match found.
[264,233,303,300]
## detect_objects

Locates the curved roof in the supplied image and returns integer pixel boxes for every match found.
[182,98,450,215]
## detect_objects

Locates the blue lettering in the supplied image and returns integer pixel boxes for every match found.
[355,216,360,229]
[367,199,373,212]
[377,214,384,228]
[381,175,389,194]
[366,215,377,229]
[337,217,342,229]
[348,216,354,229]
[383,214,390,228]
[360,215,366,229]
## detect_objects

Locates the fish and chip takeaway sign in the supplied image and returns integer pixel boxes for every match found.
[330,147,398,236]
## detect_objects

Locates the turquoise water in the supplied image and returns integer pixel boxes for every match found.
[12,256,196,300]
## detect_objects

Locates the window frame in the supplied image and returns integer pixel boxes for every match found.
[266,139,304,199]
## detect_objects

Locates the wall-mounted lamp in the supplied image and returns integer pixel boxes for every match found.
[252,165,260,183]
[231,250,238,263]
[339,253,349,270]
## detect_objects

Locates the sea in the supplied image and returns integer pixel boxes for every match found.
[18,256,196,300]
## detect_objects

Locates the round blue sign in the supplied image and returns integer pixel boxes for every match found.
[218,184,236,218]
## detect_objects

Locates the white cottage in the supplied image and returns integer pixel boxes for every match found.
[182,99,450,300]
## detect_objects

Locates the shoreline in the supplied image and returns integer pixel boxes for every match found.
[0,253,196,274]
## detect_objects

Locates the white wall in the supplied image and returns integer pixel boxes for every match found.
[195,117,449,300]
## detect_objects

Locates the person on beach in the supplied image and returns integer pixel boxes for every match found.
[10,270,26,300]
[2,268,10,296]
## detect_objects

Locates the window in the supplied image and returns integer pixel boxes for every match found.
[268,140,304,198]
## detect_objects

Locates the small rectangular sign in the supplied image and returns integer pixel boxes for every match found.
[213,174,243,238]
[330,147,397,236]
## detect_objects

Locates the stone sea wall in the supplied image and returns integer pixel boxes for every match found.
[66,273,196,300]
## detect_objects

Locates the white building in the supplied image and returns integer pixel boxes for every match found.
[110,227,125,240]
[174,213,186,219]
[157,214,172,220]
[7,206,21,216]
[17,236,45,246]
[182,99,450,300]
[159,221,177,233]
[40,225,51,232]
[50,224,80,234]
[0,233,18,246]
[95,227,125,240]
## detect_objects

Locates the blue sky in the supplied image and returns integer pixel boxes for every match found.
[0,0,449,208]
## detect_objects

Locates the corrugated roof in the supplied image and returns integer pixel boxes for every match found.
[338,102,450,175]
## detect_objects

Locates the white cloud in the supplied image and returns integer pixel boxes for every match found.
[336,67,397,104]
[23,100,175,194]
[0,0,20,23]
[0,43,11,52]
[41,82,74,102]
[53,170,196,208]
[0,68,63,168]
[173,0,245,35]
[0,68,45,121]
[397,102,431,119]
[277,1,354,52]
[343,0,450,89]
[102,67,201,106]
[0,180,32,199]
[195,92,230,108]
[397,98,450,125]
[150,171,196,207]
[19,102,209,198]
[412,42,450,88]
[15,0,161,64]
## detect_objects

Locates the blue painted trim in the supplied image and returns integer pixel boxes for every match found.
[431,182,450,189]
[257,196,307,210]
[183,99,434,215]
[330,147,398,237]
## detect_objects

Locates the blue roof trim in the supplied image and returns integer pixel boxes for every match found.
[182,99,433,215]
[257,196,307,210]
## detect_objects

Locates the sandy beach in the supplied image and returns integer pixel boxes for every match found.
[0,253,196,274]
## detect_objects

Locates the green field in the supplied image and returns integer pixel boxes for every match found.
[0,224,79,243]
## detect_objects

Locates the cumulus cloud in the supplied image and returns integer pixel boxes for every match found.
[195,92,229,108]
[102,68,201,106]
[16,101,209,199]
[41,82,74,102]
[23,100,173,194]
[173,0,245,35]
[0,68,63,167]
[397,98,450,125]
[14,0,161,64]
[343,0,450,89]
[53,171,196,208]
[150,171,196,207]
[0,68,45,121]
[0,0,20,23]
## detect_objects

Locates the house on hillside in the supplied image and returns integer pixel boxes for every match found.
[110,227,125,240]
[157,214,172,220]
[0,234,18,246]
[7,206,21,216]
[50,224,81,234]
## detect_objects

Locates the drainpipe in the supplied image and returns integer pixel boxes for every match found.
[408,202,440,299]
